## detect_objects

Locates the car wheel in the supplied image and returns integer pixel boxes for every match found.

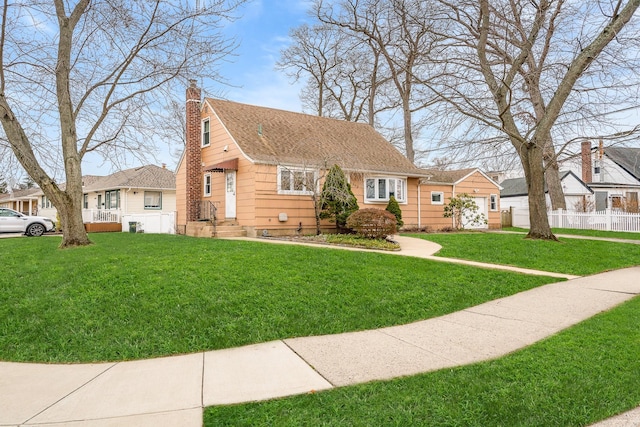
[26,223,46,237]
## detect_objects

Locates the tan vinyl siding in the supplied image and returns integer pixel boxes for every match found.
[453,171,501,229]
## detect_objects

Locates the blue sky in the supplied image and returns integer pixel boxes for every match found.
[208,0,311,111]
[82,0,310,176]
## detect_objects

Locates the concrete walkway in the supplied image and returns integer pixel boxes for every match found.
[1,237,639,426]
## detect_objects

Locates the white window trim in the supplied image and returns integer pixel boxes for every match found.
[364,176,407,203]
[202,119,210,147]
[144,191,163,210]
[490,194,498,211]
[431,191,444,205]
[204,173,212,197]
[277,166,317,195]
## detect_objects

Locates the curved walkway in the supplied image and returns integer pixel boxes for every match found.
[1,237,638,426]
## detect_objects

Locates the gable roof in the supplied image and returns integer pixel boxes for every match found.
[603,147,640,181]
[0,187,40,202]
[420,168,477,184]
[82,165,175,192]
[501,171,589,197]
[205,99,426,177]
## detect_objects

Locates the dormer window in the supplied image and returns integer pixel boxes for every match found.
[202,119,210,147]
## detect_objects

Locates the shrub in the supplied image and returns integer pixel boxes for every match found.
[443,193,487,230]
[346,209,397,239]
[319,164,359,232]
[385,195,403,230]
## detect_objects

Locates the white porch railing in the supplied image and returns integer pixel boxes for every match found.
[548,208,640,233]
[82,209,121,223]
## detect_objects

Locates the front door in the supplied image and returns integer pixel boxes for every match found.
[225,171,236,218]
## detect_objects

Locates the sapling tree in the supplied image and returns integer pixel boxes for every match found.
[443,193,487,230]
[385,195,403,230]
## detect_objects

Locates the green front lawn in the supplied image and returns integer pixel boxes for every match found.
[0,233,557,363]
[504,227,640,241]
[205,295,640,426]
[407,232,640,275]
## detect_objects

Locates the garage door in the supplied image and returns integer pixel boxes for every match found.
[464,197,488,229]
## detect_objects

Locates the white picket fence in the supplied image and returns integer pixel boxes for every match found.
[122,212,176,234]
[548,208,640,232]
[511,208,640,233]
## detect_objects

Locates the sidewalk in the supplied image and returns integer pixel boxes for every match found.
[1,238,638,426]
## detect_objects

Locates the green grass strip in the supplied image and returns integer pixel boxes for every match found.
[0,233,557,363]
[204,296,640,427]
[407,232,640,275]
[504,227,640,241]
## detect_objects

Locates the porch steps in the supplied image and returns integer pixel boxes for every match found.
[185,221,215,238]
[215,222,247,238]
[185,221,247,238]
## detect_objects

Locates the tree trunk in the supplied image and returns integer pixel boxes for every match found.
[544,152,567,210]
[521,146,557,240]
[402,91,415,163]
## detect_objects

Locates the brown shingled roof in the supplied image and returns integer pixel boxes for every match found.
[83,165,175,192]
[206,99,425,177]
[420,168,477,184]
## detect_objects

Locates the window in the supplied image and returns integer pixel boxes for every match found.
[204,174,212,196]
[83,194,88,209]
[278,167,316,195]
[202,119,210,147]
[105,190,120,209]
[97,194,102,209]
[144,191,162,210]
[490,194,498,211]
[41,196,52,209]
[364,177,406,202]
[431,191,444,205]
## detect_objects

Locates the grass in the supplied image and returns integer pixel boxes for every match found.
[504,226,640,241]
[268,233,400,250]
[406,232,640,275]
[204,295,640,427]
[0,233,557,363]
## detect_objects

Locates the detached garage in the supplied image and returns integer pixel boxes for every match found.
[418,168,502,230]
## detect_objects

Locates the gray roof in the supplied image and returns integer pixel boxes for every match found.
[83,165,175,192]
[501,171,584,197]
[207,99,426,177]
[604,147,640,181]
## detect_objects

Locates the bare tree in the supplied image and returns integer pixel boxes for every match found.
[0,0,243,247]
[277,22,393,125]
[315,0,444,163]
[425,0,640,239]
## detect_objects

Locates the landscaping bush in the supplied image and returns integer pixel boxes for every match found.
[346,209,397,239]
[385,195,403,230]
[319,164,359,232]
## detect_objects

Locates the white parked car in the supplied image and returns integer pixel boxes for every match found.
[0,208,55,236]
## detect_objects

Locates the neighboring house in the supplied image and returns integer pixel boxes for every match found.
[0,188,40,215]
[578,141,640,211]
[500,171,593,212]
[175,82,501,236]
[34,164,177,233]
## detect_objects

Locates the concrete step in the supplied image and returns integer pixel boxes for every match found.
[186,221,215,238]
[215,225,247,238]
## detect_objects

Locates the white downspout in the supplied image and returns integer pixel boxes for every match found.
[417,184,421,228]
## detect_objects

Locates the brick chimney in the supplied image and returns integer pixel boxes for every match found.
[186,80,202,222]
[581,140,592,183]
